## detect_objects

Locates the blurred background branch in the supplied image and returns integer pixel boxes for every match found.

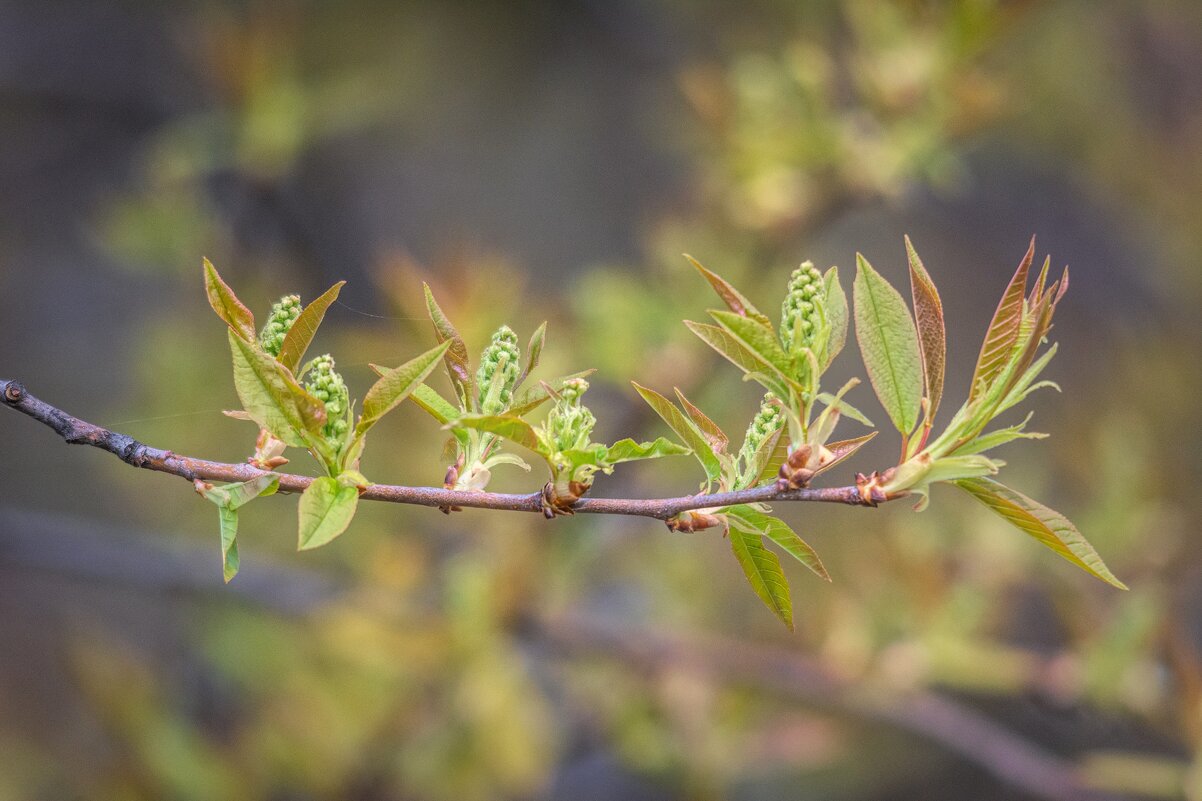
[2,1,1201,799]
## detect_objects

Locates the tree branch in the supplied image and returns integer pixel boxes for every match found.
[2,378,883,520]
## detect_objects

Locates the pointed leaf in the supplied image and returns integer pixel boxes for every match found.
[709,310,794,382]
[754,433,790,487]
[604,436,690,464]
[823,266,849,368]
[743,425,785,489]
[726,505,828,580]
[278,281,346,373]
[423,283,474,406]
[508,370,597,417]
[518,322,547,388]
[954,413,1047,456]
[674,388,729,455]
[685,320,787,396]
[954,477,1126,589]
[905,237,946,419]
[229,330,325,447]
[455,414,543,455]
[197,474,279,582]
[685,254,771,326]
[357,341,450,436]
[204,258,256,342]
[853,254,923,435]
[814,431,878,477]
[298,476,359,550]
[408,383,461,424]
[631,382,721,483]
[728,516,794,629]
[970,238,1034,401]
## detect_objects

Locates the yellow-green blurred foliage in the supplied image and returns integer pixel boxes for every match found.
[4,1,1202,799]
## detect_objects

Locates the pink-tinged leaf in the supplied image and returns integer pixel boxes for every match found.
[684,320,788,396]
[204,258,256,342]
[954,477,1127,590]
[674,387,729,455]
[904,236,946,420]
[970,239,1035,401]
[278,281,346,373]
[518,321,547,387]
[422,283,474,407]
[685,254,772,327]
[727,515,794,630]
[631,381,723,484]
[853,254,924,436]
[813,431,878,478]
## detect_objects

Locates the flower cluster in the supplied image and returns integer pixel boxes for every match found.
[476,325,521,414]
[303,354,349,443]
[546,378,595,452]
[259,295,302,356]
[737,392,782,472]
[779,262,825,352]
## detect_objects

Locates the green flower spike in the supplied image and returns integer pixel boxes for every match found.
[737,392,782,481]
[780,262,825,354]
[546,378,596,453]
[259,294,302,357]
[303,354,350,445]
[476,325,521,414]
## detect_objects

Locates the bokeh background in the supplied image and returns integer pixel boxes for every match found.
[1,1,1200,799]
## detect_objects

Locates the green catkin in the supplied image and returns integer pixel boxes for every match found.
[476,325,521,414]
[304,354,349,444]
[738,393,783,472]
[780,262,825,352]
[259,295,302,356]
[547,378,595,452]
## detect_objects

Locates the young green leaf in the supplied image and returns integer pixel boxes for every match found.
[407,383,461,425]
[518,322,547,387]
[507,370,597,418]
[603,437,691,464]
[229,330,326,447]
[709,310,795,383]
[277,281,346,373]
[455,414,543,454]
[357,341,451,436]
[725,505,828,581]
[203,258,256,342]
[954,477,1127,589]
[423,283,475,407]
[631,382,722,484]
[684,320,788,396]
[298,476,360,550]
[814,391,874,428]
[728,516,794,630]
[905,237,946,420]
[197,474,279,582]
[675,388,729,455]
[685,254,771,326]
[853,254,924,436]
[970,238,1034,401]
[823,266,848,368]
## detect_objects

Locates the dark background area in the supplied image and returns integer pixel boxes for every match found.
[2,1,1201,799]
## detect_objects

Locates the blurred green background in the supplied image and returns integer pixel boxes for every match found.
[1,1,1200,799]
